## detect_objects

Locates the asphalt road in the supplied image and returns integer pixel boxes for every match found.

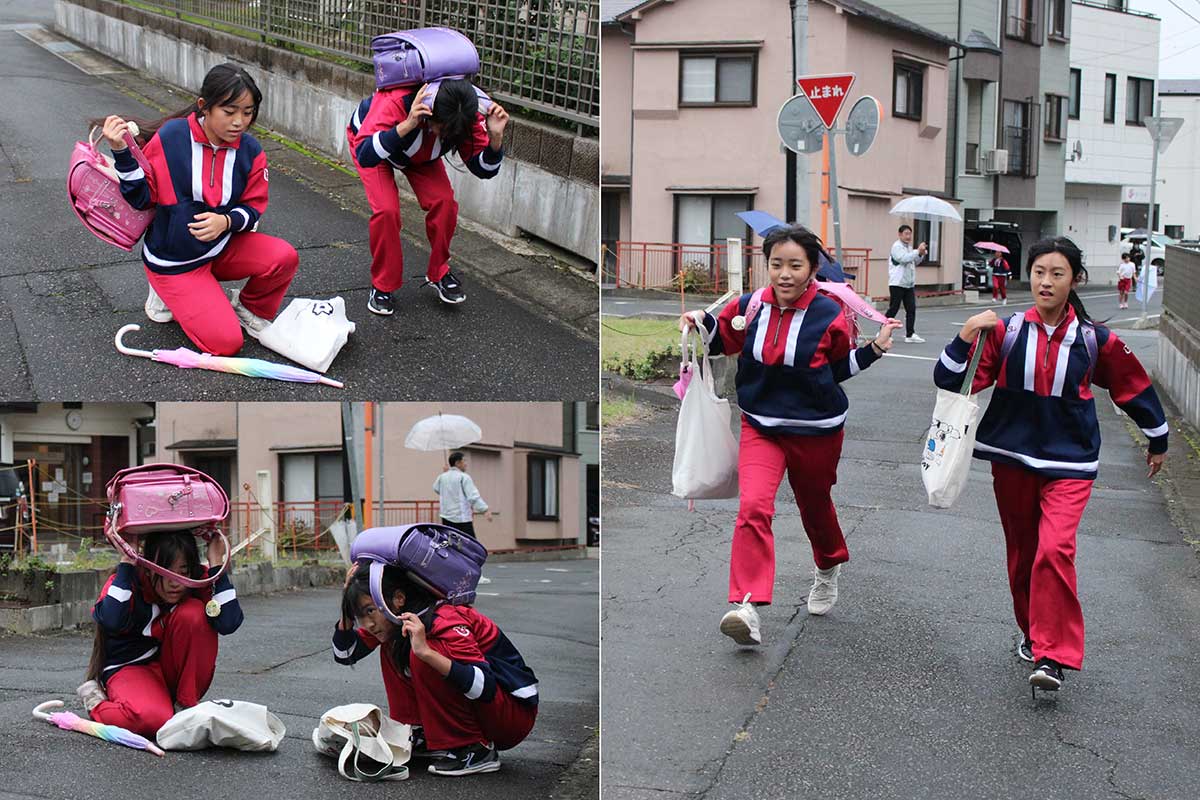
[601,317,1200,799]
[0,5,597,401]
[0,559,598,799]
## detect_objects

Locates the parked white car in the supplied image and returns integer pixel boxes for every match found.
[1120,233,1174,274]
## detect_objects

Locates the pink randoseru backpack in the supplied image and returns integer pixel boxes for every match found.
[67,127,154,251]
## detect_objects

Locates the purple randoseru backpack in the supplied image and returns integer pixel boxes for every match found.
[351,524,488,623]
[371,27,480,90]
[68,127,155,251]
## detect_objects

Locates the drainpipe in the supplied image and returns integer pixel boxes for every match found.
[952,0,962,199]
[790,0,810,225]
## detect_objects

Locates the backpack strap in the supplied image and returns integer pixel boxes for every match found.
[999,313,1100,378]
[999,313,1024,364]
[743,287,766,328]
[1079,321,1098,380]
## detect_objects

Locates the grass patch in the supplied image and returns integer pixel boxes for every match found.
[601,393,640,428]
[601,316,681,379]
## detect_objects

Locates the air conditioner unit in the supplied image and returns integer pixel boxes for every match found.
[983,149,1009,174]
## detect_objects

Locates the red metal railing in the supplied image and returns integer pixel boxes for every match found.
[611,241,871,295]
[228,500,440,559]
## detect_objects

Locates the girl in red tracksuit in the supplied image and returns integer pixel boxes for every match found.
[680,225,902,647]
[934,236,1168,695]
[76,530,243,738]
[347,78,510,315]
[101,63,298,356]
[334,564,537,776]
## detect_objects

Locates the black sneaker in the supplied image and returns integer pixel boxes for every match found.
[410,726,450,761]
[426,742,500,776]
[367,287,394,316]
[1029,658,1064,692]
[426,271,466,304]
[1017,635,1034,663]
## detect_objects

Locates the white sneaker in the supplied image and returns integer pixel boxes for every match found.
[904,334,925,343]
[1002,299,1008,305]
[719,593,761,646]
[76,679,107,713]
[145,285,173,323]
[227,288,272,340]
[807,564,840,615]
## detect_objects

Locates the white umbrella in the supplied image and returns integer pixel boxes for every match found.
[889,195,963,223]
[404,413,482,451]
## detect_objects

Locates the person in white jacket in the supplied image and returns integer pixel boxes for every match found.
[433,452,492,538]
[886,224,927,343]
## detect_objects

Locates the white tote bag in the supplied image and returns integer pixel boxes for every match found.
[672,329,739,500]
[312,703,412,782]
[257,297,356,373]
[921,332,986,508]
[156,699,286,751]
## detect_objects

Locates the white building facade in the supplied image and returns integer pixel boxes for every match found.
[1064,1,1159,283]
[1157,80,1200,241]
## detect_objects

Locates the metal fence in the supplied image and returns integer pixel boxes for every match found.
[608,241,873,295]
[118,0,599,128]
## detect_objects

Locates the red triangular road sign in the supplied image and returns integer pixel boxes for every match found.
[796,73,856,128]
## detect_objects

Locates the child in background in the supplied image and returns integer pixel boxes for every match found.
[334,564,537,776]
[347,79,510,315]
[76,530,243,737]
[100,63,298,356]
[1117,252,1135,309]
[990,253,1011,304]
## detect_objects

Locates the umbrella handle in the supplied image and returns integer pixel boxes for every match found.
[115,324,155,359]
[33,700,64,721]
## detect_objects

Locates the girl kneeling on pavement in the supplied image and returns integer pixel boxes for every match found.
[333,564,538,776]
[100,63,298,356]
[680,224,901,646]
[346,79,510,315]
[76,531,243,738]
[933,236,1168,694]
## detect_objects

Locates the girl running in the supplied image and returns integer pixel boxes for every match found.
[99,63,298,356]
[334,564,538,776]
[934,236,1168,695]
[347,78,510,314]
[680,224,901,646]
[75,530,243,738]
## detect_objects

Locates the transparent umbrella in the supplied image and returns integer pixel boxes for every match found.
[889,195,963,223]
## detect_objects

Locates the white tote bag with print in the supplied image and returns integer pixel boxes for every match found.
[672,329,739,500]
[312,703,412,782]
[156,699,286,751]
[921,332,986,508]
[257,296,356,374]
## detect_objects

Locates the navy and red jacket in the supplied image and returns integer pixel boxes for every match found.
[933,306,1168,480]
[92,561,243,684]
[113,113,269,274]
[346,86,503,179]
[699,281,883,436]
[332,604,538,707]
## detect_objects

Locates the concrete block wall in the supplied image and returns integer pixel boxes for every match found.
[56,0,598,262]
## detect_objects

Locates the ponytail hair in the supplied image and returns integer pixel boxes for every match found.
[89,62,262,145]
[1026,236,1094,324]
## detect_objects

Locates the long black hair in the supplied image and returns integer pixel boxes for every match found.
[90,63,262,145]
[341,564,438,670]
[431,78,480,156]
[1026,236,1093,323]
[86,530,204,681]
[761,224,827,275]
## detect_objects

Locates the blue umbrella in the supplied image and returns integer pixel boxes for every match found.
[734,210,846,282]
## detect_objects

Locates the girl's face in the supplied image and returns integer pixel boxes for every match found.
[353,590,405,641]
[153,554,189,605]
[199,89,256,145]
[1030,252,1078,318]
[767,240,815,306]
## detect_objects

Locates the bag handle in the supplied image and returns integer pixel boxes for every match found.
[103,517,231,589]
[960,330,987,398]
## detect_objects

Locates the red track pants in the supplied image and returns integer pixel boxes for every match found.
[729,419,850,605]
[146,232,298,356]
[992,275,1008,300]
[379,643,536,751]
[349,139,457,292]
[991,462,1093,670]
[90,598,218,738]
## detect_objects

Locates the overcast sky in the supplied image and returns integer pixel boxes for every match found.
[1114,0,1200,78]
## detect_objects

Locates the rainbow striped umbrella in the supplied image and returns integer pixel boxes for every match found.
[115,324,344,388]
[33,700,164,756]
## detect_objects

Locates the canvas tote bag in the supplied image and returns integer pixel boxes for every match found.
[156,699,286,751]
[312,703,412,782]
[671,326,739,500]
[921,331,987,508]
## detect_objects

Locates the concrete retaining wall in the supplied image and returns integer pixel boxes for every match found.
[55,0,598,262]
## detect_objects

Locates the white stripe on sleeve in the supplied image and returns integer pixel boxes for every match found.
[371,132,390,161]
[116,166,145,181]
[1141,422,1169,438]
[848,349,861,376]
[465,666,485,700]
[106,584,132,602]
[939,350,967,373]
[213,588,237,606]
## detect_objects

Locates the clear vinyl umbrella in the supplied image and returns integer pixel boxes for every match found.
[404,413,482,452]
[889,195,963,223]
